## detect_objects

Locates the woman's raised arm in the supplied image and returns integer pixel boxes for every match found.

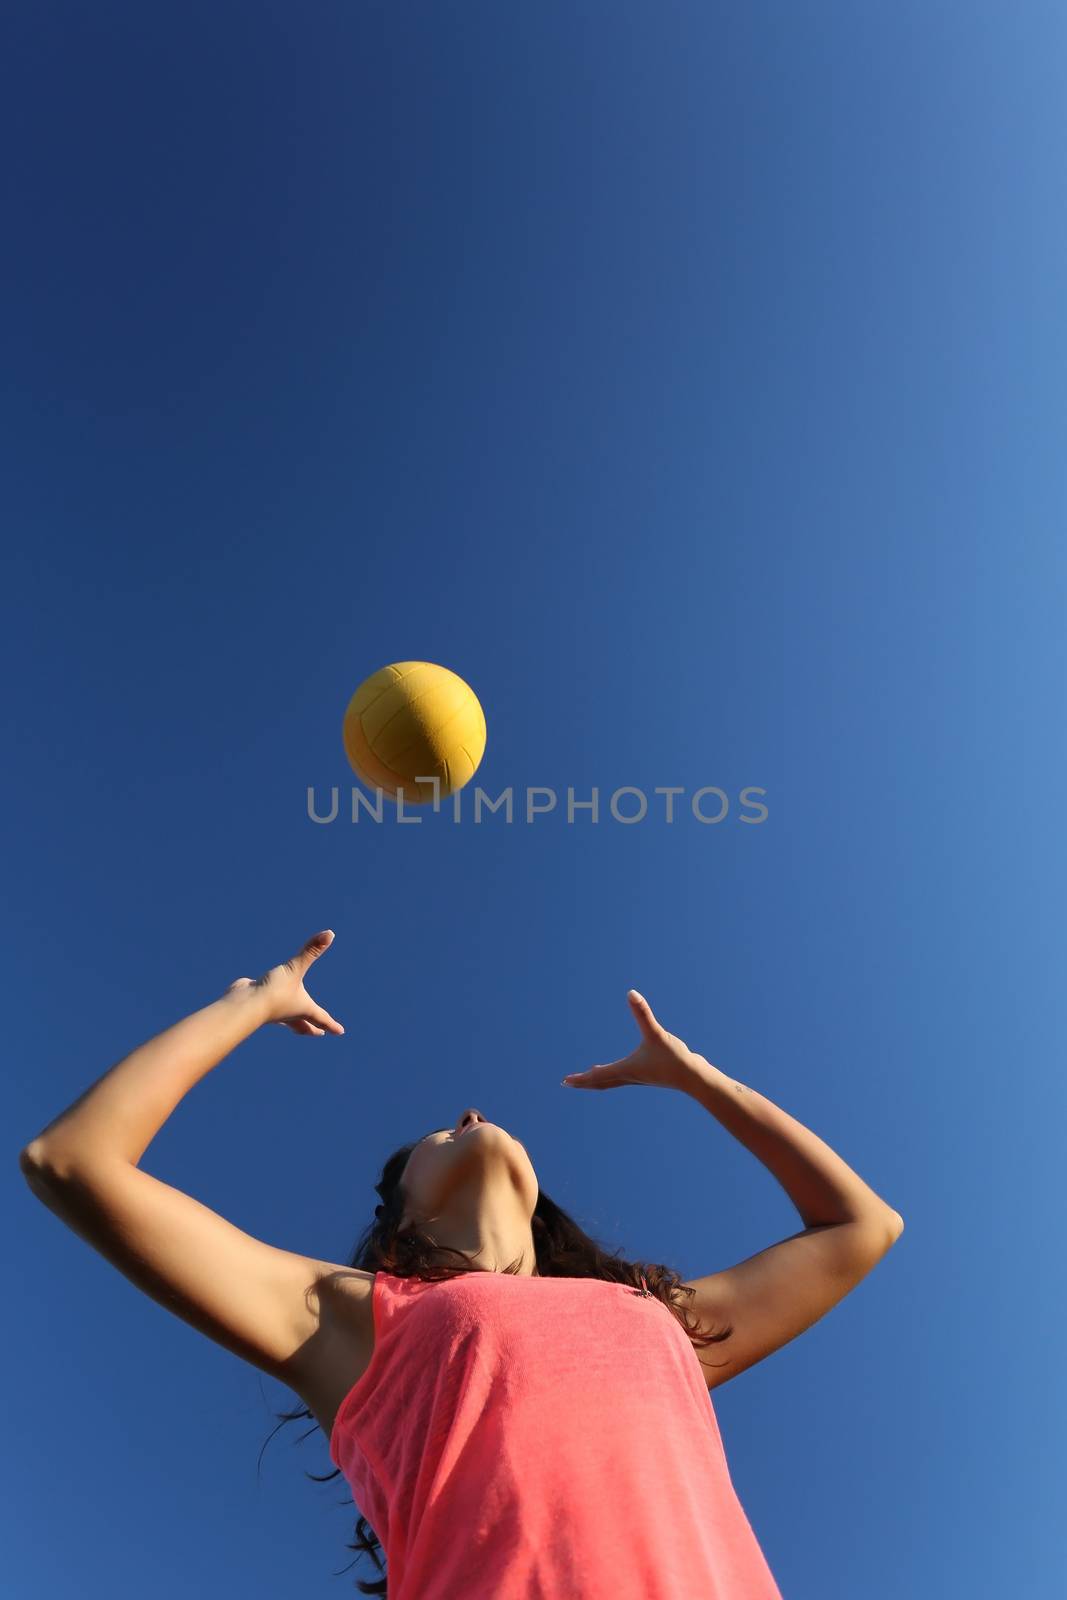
[17,929,346,1380]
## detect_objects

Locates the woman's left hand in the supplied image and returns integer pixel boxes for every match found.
[562,992,703,1092]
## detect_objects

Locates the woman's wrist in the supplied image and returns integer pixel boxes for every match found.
[674,1052,722,1092]
[218,980,274,1027]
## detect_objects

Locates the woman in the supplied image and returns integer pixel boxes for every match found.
[19,929,903,1599]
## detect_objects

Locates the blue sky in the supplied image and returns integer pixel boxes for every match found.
[4,3,1063,1595]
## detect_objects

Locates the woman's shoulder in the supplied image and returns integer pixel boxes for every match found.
[312,1261,377,1299]
[286,1264,379,1443]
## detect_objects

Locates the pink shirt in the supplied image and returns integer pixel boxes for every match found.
[329,1269,783,1599]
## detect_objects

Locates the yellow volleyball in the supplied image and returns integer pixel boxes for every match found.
[342,661,487,803]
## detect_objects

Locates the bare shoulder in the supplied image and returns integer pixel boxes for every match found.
[285,1262,378,1445]
[308,1260,376,1309]
[294,1257,376,1350]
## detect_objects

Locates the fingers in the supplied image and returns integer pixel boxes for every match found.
[283,1007,344,1036]
[311,1004,345,1035]
[291,929,335,974]
[626,989,660,1040]
[280,1001,344,1036]
[562,1062,622,1090]
[562,992,660,1088]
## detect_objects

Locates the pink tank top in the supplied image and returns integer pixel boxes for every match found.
[329,1269,783,1599]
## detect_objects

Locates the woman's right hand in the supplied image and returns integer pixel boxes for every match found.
[225,929,345,1037]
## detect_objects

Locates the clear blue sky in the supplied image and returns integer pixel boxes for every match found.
[4,3,1063,1596]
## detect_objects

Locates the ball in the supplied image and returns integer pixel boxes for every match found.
[342,661,487,804]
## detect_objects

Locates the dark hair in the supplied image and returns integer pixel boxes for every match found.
[262,1131,733,1596]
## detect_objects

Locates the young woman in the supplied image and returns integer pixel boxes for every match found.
[20,928,903,1599]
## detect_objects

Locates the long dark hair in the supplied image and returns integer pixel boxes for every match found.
[262,1131,734,1596]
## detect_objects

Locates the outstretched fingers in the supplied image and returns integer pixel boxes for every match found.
[311,1003,345,1035]
[286,928,335,975]
[561,1058,629,1089]
[626,989,661,1039]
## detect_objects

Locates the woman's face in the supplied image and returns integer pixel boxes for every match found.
[399,1107,539,1228]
